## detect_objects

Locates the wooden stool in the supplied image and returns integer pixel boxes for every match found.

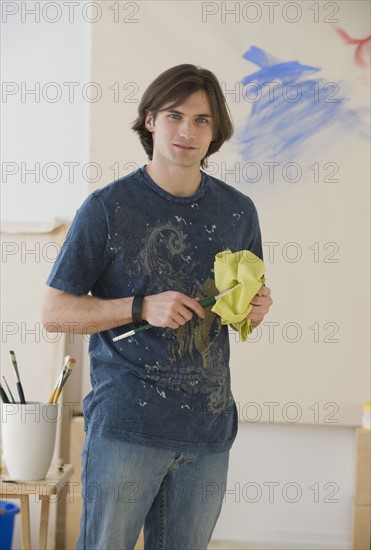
[0,463,74,550]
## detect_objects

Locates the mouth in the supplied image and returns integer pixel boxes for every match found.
[173,144,197,151]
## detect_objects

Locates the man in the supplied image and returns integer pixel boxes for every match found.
[42,64,272,549]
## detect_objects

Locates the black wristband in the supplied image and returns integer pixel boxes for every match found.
[132,295,145,326]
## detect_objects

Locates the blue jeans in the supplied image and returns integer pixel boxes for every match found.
[76,430,229,550]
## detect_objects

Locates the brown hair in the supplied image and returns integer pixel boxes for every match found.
[131,64,234,168]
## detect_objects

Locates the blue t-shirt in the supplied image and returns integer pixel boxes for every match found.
[47,167,262,453]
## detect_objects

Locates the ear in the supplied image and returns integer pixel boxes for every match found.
[144,111,155,132]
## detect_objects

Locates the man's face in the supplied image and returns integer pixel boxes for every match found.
[144,89,214,170]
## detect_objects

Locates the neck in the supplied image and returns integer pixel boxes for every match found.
[145,161,202,197]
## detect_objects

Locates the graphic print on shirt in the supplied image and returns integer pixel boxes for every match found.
[131,221,231,414]
[136,223,199,293]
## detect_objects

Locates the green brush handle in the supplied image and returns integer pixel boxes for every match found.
[199,295,217,308]
[134,295,217,333]
[113,294,221,342]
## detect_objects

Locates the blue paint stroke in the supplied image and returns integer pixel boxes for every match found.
[236,46,369,166]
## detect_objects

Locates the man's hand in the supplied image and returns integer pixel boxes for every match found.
[247,285,273,328]
[142,291,205,330]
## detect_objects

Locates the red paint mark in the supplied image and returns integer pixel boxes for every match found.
[335,28,371,68]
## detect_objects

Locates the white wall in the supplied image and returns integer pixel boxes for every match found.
[1,7,91,548]
[213,422,355,549]
[1,3,91,222]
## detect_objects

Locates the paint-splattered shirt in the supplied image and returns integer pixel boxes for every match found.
[47,167,263,452]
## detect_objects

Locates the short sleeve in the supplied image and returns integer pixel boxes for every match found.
[46,193,110,295]
[248,205,263,261]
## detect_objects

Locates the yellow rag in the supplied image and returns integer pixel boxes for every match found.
[211,249,266,341]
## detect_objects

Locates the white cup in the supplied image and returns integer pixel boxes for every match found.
[1,402,58,481]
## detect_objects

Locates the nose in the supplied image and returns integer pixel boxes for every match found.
[178,118,195,140]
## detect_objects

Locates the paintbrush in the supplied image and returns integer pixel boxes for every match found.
[47,355,70,404]
[9,350,26,404]
[2,376,16,404]
[112,288,234,342]
[50,357,76,405]
[0,382,10,403]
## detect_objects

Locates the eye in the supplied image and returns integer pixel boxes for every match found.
[196,117,209,124]
[168,113,181,120]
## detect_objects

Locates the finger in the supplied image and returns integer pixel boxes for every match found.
[180,304,195,321]
[247,312,263,321]
[257,285,271,297]
[180,296,206,319]
[164,318,180,330]
[251,294,273,307]
[250,295,267,306]
[247,304,270,319]
[247,312,264,323]
[172,310,191,326]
